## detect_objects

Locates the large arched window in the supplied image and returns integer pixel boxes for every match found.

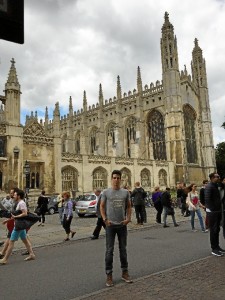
[61,134,66,153]
[125,117,136,158]
[121,167,131,188]
[158,169,167,186]
[74,131,80,154]
[140,168,151,190]
[183,105,197,163]
[147,110,167,160]
[106,122,116,155]
[62,166,78,191]
[0,137,6,157]
[90,127,98,154]
[92,167,108,189]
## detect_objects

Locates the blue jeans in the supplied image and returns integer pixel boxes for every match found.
[163,206,177,226]
[105,225,128,274]
[190,209,205,231]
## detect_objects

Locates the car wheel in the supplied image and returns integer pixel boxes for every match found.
[78,213,85,217]
[48,207,55,215]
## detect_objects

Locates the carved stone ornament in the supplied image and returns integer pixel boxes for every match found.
[156,162,168,167]
[23,120,54,145]
[62,152,83,163]
[115,157,134,165]
[0,125,6,135]
[88,155,111,164]
[137,159,153,166]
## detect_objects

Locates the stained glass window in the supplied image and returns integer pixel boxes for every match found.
[62,166,78,191]
[148,110,167,160]
[126,117,136,158]
[92,167,108,189]
[183,105,197,163]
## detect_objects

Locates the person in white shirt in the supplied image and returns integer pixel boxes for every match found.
[0,189,35,265]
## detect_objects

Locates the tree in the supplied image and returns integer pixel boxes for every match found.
[215,142,225,177]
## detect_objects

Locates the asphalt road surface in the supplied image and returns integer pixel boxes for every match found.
[0,222,215,300]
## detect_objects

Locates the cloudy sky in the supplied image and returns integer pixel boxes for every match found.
[0,0,225,145]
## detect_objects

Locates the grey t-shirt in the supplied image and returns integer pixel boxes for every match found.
[101,188,130,224]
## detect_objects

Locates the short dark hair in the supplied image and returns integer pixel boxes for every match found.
[165,187,170,191]
[209,172,218,180]
[111,170,122,179]
[41,190,46,195]
[203,179,208,184]
[15,189,25,199]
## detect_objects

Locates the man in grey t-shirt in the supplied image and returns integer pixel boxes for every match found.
[100,170,132,287]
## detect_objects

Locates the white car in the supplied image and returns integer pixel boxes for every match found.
[75,194,97,217]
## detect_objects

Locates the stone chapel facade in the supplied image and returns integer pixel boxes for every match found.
[0,13,216,195]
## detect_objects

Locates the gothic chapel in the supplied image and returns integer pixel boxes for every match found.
[0,13,215,194]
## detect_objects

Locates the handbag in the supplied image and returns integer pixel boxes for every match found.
[34,207,41,214]
[14,213,41,230]
[167,207,175,215]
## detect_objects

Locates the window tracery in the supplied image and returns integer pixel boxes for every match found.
[140,169,151,189]
[183,105,197,163]
[126,117,136,158]
[158,169,167,186]
[120,167,131,188]
[92,167,108,189]
[148,110,167,160]
[62,166,78,192]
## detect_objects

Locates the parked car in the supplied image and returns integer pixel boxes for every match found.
[47,196,77,215]
[47,196,58,215]
[75,193,98,217]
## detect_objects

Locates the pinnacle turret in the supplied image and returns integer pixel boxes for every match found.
[83,90,87,112]
[191,38,207,88]
[137,66,142,93]
[5,58,20,90]
[161,12,179,72]
[99,83,104,106]
[117,76,122,99]
[69,96,73,116]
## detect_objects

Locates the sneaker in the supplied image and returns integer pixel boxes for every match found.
[217,247,225,254]
[0,259,7,265]
[192,229,197,232]
[174,224,179,227]
[202,229,208,233]
[122,271,133,283]
[163,225,169,228]
[106,274,114,287]
[212,249,224,257]
[91,236,98,240]
[24,255,35,261]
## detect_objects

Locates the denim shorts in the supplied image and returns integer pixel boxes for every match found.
[10,229,27,241]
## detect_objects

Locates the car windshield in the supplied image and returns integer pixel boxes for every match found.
[79,195,96,201]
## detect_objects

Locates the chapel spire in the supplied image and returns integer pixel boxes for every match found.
[191,38,207,88]
[69,96,73,116]
[5,58,20,90]
[160,12,179,72]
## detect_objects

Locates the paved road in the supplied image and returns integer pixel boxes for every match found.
[0,221,214,300]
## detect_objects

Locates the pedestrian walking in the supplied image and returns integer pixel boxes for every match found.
[176,182,186,216]
[57,193,64,225]
[91,189,106,240]
[161,187,179,228]
[131,182,146,225]
[0,189,35,265]
[100,169,133,287]
[186,184,207,232]
[205,172,225,257]
[36,190,48,226]
[152,186,163,223]
[62,191,76,241]
[199,180,209,229]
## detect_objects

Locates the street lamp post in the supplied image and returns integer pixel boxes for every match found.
[23,160,30,194]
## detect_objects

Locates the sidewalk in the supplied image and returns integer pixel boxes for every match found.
[75,256,225,300]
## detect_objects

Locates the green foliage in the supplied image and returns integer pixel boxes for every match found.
[215,142,225,176]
